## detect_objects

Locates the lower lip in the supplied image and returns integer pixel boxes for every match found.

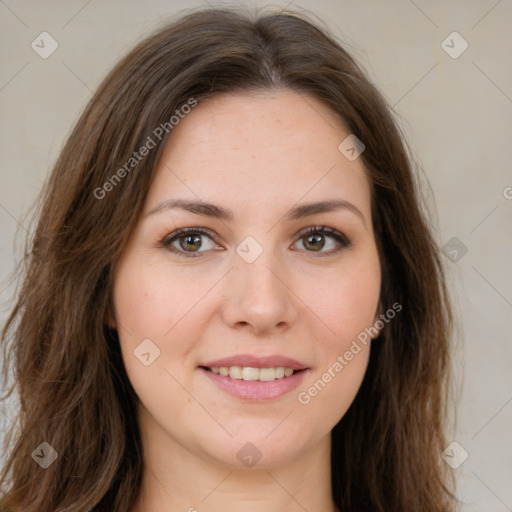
[199,367,309,401]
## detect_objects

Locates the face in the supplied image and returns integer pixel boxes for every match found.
[111,89,381,469]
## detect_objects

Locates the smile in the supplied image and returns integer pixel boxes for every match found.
[207,365,296,381]
[199,365,309,401]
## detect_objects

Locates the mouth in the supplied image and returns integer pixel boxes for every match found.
[198,356,310,401]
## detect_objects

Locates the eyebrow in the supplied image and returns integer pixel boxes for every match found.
[146,198,366,227]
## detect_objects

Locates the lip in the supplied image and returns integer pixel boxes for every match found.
[198,354,310,402]
[199,367,309,401]
[200,354,308,370]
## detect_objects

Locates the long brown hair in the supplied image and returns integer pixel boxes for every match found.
[1,6,458,511]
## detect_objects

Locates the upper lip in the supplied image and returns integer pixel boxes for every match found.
[200,354,309,370]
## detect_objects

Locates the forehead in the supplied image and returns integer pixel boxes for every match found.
[145,89,371,220]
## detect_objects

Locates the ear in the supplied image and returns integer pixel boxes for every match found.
[105,302,117,329]
[371,301,384,339]
[107,314,117,329]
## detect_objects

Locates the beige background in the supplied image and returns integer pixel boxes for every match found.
[1,1,511,510]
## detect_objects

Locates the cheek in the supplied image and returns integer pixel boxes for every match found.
[112,254,223,401]
[296,299,373,424]
[309,255,381,347]
[111,257,208,418]
[294,252,379,412]
[112,255,217,340]
[289,258,378,415]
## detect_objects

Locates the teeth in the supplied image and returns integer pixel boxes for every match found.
[242,367,259,381]
[229,366,243,379]
[209,366,298,381]
[258,368,275,381]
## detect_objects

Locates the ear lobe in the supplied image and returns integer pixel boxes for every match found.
[105,304,117,329]
[371,301,384,339]
[373,300,383,324]
[107,315,117,329]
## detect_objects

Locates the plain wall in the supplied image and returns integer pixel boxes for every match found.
[1,1,511,510]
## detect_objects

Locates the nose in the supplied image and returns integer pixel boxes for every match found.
[220,248,299,335]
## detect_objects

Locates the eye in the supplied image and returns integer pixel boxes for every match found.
[291,226,350,256]
[160,225,350,258]
[160,227,219,257]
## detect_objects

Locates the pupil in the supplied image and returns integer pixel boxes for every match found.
[305,234,324,251]
[181,234,201,251]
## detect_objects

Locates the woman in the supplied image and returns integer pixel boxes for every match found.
[0,6,457,511]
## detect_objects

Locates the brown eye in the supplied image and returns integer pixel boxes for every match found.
[162,228,218,257]
[302,233,326,251]
[293,226,350,256]
[178,234,202,252]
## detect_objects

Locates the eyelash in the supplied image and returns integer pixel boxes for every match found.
[160,225,351,258]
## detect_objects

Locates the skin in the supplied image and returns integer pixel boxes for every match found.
[110,89,382,512]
